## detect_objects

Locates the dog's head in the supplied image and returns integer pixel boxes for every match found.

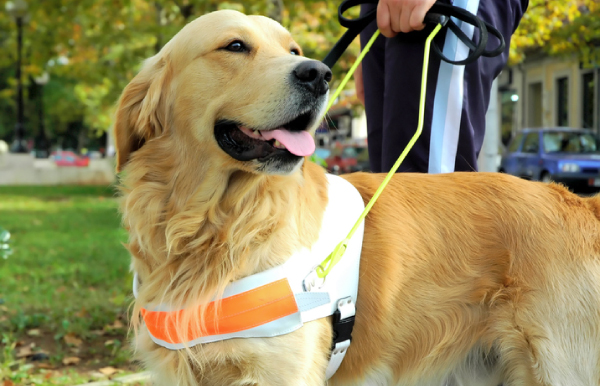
[114,10,331,175]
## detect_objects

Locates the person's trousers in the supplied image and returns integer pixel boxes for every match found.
[360,0,528,173]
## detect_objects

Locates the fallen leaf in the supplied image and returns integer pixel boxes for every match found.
[16,346,33,358]
[27,328,41,337]
[75,307,88,318]
[104,340,114,346]
[90,329,105,336]
[99,366,119,376]
[111,320,124,329]
[37,363,54,369]
[64,333,83,347]
[62,356,81,366]
[3,380,15,386]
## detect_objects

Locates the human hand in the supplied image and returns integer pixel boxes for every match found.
[377,0,437,38]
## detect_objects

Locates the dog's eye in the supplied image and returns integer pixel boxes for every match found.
[225,40,247,53]
[291,49,300,56]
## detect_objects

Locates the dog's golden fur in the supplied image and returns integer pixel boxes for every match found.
[115,10,600,386]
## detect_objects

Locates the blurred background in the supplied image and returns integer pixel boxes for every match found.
[0,1,598,385]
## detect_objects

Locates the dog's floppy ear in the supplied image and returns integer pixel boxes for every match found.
[113,56,171,172]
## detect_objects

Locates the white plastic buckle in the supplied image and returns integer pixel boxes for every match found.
[336,296,356,320]
[330,339,351,358]
[325,339,351,379]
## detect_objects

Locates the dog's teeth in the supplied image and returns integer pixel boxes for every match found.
[274,140,285,149]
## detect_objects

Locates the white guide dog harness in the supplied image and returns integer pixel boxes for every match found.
[134,174,365,379]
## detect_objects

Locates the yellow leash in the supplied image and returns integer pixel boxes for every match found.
[317,23,443,279]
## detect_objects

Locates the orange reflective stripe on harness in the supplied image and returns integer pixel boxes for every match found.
[140,278,298,344]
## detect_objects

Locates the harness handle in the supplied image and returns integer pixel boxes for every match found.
[321,0,505,69]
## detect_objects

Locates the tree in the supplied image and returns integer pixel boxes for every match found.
[510,0,599,66]
[0,0,359,146]
[548,1,600,67]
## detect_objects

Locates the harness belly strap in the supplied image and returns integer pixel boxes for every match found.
[135,174,365,379]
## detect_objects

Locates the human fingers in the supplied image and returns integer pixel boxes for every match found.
[409,3,428,31]
[398,3,414,33]
[410,0,437,31]
[377,0,397,38]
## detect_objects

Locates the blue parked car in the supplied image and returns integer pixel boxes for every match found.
[500,128,600,192]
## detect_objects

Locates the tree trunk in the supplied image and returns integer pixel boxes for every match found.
[268,0,284,23]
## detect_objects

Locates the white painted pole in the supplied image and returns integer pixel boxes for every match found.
[479,78,500,172]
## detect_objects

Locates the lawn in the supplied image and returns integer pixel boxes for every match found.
[0,185,143,385]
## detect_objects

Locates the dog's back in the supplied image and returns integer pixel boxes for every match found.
[338,171,600,386]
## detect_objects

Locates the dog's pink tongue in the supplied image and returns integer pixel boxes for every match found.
[261,129,315,156]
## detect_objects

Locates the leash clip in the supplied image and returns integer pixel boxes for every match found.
[303,265,326,291]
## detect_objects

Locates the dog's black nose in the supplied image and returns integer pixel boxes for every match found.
[293,61,332,96]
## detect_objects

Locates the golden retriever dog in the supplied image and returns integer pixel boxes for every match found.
[114,10,600,386]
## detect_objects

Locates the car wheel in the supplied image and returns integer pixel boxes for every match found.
[540,172,552,183]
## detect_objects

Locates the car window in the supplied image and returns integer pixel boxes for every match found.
[522,133,539,153]
[579,134,599,152]
[507,133,524,153]
[543,131,600,153]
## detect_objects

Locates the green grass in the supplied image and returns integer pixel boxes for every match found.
[0,185,137,385]
[0,185,131,336]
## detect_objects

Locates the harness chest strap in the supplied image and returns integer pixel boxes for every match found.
[135,174,365,379]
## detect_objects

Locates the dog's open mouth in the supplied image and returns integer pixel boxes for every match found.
[215,111,317,162]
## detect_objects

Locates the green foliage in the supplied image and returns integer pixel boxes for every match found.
[0,185,137,383]
[0,0,360,147]
[0,185,129,336]
[548,2,600,67]
[1,0,597,144]
[0,185,149,384]
[510,0,599,66]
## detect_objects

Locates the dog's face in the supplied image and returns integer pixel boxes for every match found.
[114,10,331,175]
